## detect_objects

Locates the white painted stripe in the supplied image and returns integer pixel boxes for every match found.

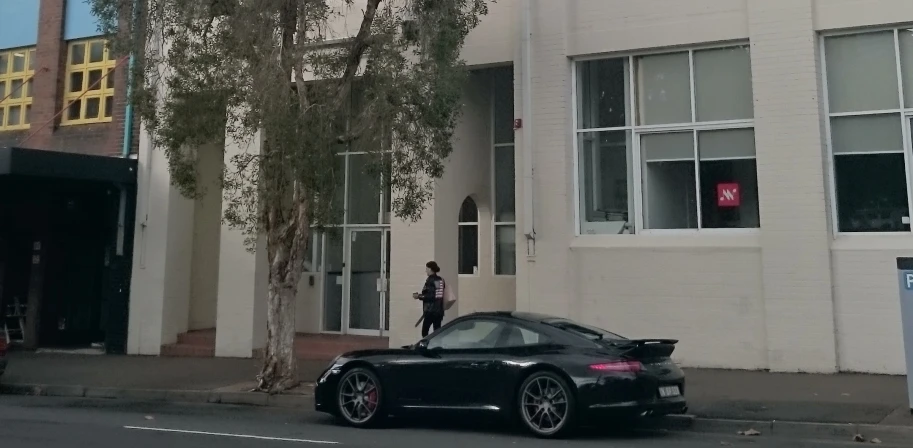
[123,426,339,444]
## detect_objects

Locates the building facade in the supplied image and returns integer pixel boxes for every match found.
[0,0,137,353]
[129,0,912,375]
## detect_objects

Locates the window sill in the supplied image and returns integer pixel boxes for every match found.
[59,117,114,126]
[832,233,913,251]
[571,231,761,249]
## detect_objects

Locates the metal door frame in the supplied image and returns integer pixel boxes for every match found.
[342,227,389,337]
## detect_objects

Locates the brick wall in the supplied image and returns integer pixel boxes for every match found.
[0,0,138,157]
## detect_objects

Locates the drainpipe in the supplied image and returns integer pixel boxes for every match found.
[521,0,536,254]
[117,0,139,258]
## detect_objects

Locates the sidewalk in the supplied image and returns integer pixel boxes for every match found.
[1,353,911,440]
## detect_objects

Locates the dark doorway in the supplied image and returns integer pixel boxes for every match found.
[39,181,110,348]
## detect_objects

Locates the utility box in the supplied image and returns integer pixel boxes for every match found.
[896,257,913,414]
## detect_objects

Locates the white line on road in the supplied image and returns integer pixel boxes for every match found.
[123,426,339,444]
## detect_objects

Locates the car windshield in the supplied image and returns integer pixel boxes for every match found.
[542,318,626,341]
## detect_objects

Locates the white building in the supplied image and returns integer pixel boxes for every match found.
[127,0,913,375]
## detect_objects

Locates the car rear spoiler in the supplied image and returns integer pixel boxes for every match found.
[613,339,678,359]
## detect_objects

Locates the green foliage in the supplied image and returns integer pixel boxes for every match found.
[90,0,490,246]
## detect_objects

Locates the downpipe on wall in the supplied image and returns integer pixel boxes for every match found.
[117,0,140,259]
[521,0,536,257]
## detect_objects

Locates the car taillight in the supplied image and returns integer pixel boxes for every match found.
[0,338,7,354]
[589,361,642,373]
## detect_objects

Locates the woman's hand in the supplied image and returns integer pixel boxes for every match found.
[412,292,419,300]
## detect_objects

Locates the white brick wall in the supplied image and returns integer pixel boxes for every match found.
[748,0,837,372]
[132,0,913,374]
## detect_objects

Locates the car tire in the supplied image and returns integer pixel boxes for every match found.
[517,370,576,438]
[335,367,385,428]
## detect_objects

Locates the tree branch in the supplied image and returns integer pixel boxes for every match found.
[335,0,382,107]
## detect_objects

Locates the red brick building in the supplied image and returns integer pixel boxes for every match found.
[0,0,136,354]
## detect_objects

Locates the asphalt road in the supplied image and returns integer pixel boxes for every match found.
[0,396,899,448]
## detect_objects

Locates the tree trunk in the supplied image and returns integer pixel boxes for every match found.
[257,273,299,393]
[257,214,308,393]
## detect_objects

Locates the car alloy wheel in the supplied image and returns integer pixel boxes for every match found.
[337,367,382,426]
[518,371,574,438]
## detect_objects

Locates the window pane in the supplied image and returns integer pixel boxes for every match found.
[67,99,82,120]
[346,153,381,224]
[107,68,115,89]
[578,130,634,234]
[7,106,21,125]
[835,153,909,232]
[641,132,697,229]
[26,79,32,98]
[10,80,22,99]
[85,97,101,119]
[0,108,5,127]
[698,128,756,160]
[331,155,345,223]
[70,44,86,65]
[88,69,103,91]
[497,324,550,347]
[458,225,478,275]
[303,230,322,272]
[428,320,503,349]
[899,30,913,107]
[23,105,31,124]
[459,197,478,223]
[381,157,392,224]
[494,145,515,222]
[825,32,899,113]
[642,131,694,161]
[70,72,84,92]
[493,67,514,144]
[700,159,760,229]
[11,51,26,72]
[104,95,114,118]
[831,114,903,154]
[0,81,5,98]
[694,46,753,121]
[89,41,105,63]
[577,58,630,129]
[0,53,8,74]
[637,52,691,125]
[28,49,35,70]
[495,225,516,275]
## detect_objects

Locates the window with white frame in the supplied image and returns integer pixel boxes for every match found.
[575,45,760,234]
[823,29,913,233]
[458,197,479,275]
[492,67,516,275]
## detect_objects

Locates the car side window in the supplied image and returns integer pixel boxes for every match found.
[497,323,551,348]
[427,319,505,350]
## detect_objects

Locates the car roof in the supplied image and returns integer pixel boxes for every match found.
[466,311,564,323]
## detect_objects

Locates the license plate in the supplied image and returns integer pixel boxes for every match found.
[658,385,681,398]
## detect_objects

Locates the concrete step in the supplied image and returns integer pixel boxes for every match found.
[176,330,216,346]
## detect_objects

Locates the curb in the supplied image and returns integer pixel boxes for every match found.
[658,415,913,444]
[2,384,911,443]
[0,383,315,409]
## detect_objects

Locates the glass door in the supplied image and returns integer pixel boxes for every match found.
[322,233,344,333]
[345,229,385,336]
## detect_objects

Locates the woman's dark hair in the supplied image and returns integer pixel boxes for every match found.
[426,261,440,273]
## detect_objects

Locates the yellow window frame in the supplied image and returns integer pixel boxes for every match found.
[0,46,36,131]
[61,38,117,126]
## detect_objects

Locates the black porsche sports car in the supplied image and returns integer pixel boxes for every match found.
[314,311,686,438]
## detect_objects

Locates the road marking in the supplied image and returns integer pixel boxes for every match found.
[123,426,339,444]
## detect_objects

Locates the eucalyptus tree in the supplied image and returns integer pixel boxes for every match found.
[91,0,489,392]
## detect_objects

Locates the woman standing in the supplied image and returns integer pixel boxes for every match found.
[413,261,445,337]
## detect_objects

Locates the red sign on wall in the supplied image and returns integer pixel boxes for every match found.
[717,183,740,207]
